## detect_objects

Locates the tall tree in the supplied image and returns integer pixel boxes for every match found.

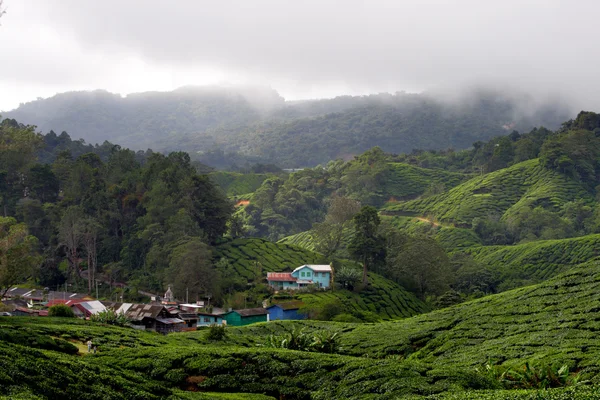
[0,217,41,297]
[348,206,386,285]
[167,238,219,302]
[82,217,100,294]
[313,195,361,258]
[58,206,84,280]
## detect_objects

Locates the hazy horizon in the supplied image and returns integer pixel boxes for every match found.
[1,0,600,112]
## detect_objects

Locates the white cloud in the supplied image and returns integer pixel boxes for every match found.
[1,0,599,111]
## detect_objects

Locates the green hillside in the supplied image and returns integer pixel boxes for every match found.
[215,238,426,320]
[3,314,599,399]
[465,234,600,290]
[5,261,600,398]
[228,260,600,380]
[299,272,429,320]
[214,238,326,281]
[278,230,318,252]
[383,162,470,201]
[209,171,270,196]
[383,159,593,226]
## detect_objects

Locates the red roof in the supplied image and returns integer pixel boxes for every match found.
[267,272,297,282]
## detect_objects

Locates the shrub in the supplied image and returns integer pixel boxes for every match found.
[48,304,75,318]
[90,309,130,326]
[205,324,227,341]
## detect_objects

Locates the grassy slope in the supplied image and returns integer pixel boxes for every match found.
[5,261,600,398]
[227,260,600,382]
[465,234,600,289]
[209,171,270,197]
[383,162,470,201]
[299,272,429,320]
[214,238,427,320]
[383,159,593,225]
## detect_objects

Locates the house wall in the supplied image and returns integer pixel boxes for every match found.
[292,266,331,288]
[197,315,223,327]
[268,280,299,290]
[224,312,267,326]
[268,306,305,321]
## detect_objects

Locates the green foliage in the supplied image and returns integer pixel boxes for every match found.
[205,324,227,341]
[348,206,386,285]
[299,272,428,320]
[90,309,130,326]
[477,361,583,390]
[48,304,75,318]
[0,217,41,297]
[209,171,271,196]
[384,159,593,234]
[464,233,600,291]
[263,328,340,353]
[6,89,570,168]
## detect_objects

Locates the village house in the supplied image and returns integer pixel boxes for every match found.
[71,300,107,318]
[267,301,306,321]
[267,264,333,290]
[113,303,185,334]
[196,312,225,327]
[222,308,269,326]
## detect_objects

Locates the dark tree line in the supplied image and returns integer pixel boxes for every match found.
[0,118,233,301]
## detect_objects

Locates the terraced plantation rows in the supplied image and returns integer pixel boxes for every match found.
[383,162,470,201]
[336,260,600,377]
[224,260,600,382]
[465,233,600,290]
[383,159,593,225]
[215,238,426,320]
[214,238,327,280]
[381,215,483,250]
[277,230,318,252]
[299,273,429,320]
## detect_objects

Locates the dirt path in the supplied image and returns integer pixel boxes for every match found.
[414,217,441,227]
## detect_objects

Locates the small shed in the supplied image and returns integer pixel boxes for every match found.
[124,304,173,332]
[223,308,269,326]
[155,317,185,334]
[267,301,306,321]
[177,313,199,331]
[196,312,224,327]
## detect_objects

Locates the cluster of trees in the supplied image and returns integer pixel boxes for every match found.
[0,118,233,302]
[7,87,570,168]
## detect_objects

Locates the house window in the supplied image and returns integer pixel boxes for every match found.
[204,317,210,323]
[322,273,327,277]
[301,272,305,277]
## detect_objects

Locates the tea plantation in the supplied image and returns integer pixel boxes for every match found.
[5,261,600,398]
[383,159,593,225]
[382,162,470,201]
[209,171,270,196]
[298,272,429,320]
[466,233,600,290]
[214,238,327,280]
[215,238,426,319]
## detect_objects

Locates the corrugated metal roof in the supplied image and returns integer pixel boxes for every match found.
[156,317,184,325]
[267,272,297,282]
[292,264,332,274]
[230,308,269,317]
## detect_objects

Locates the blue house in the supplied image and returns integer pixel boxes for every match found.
[267,301,306,320]
[291,265,333,289]
[196,312,224,327]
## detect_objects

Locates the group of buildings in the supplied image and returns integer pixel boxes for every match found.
[0,264,333,333]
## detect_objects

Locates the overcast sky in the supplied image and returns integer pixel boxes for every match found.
[1,0,599,112]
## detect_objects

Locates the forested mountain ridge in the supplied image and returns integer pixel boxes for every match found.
[5,86,572,167]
